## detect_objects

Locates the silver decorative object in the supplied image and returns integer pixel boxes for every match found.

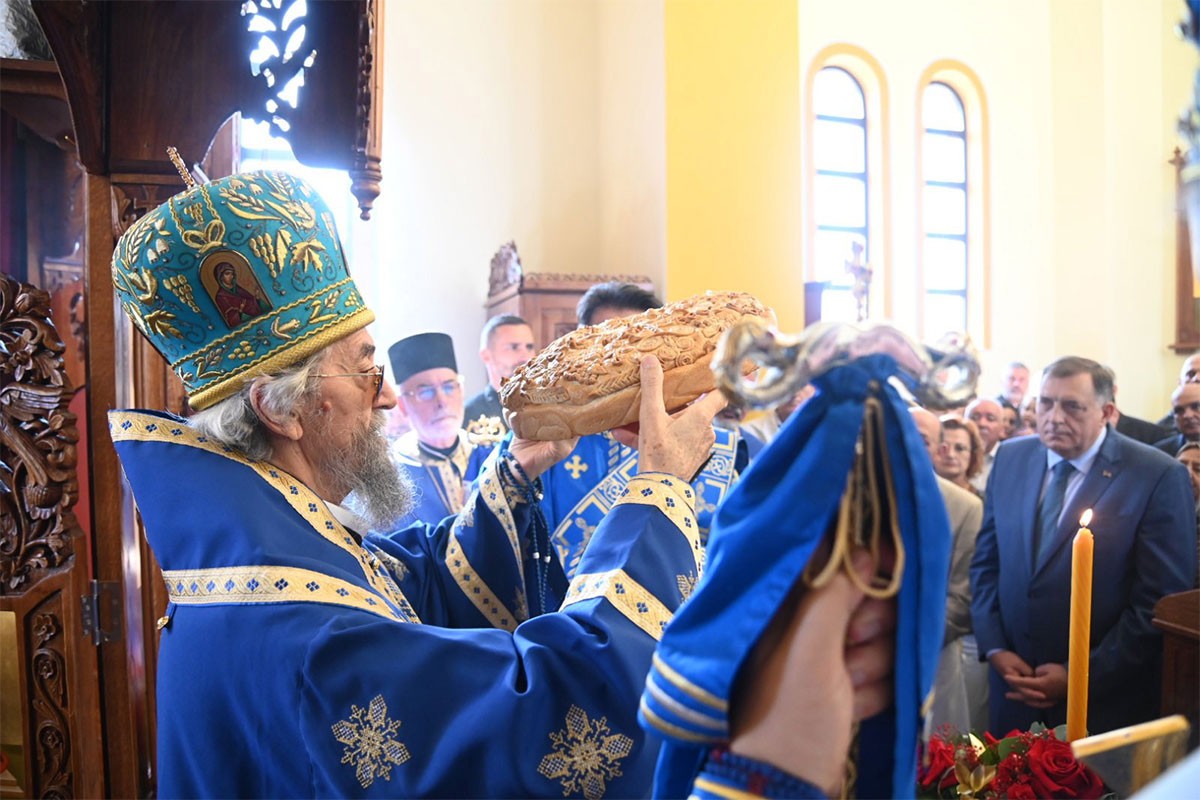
[712,318,980,412]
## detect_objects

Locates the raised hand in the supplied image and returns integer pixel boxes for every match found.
[621,355,727,479]
[508,435,579,481]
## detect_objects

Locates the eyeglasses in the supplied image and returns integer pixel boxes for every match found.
[1173,400,1200,416]
[312,364,386,399]
[1037,397,1091,418]
[401,377,463,403]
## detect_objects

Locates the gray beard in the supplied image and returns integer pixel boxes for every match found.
[323,411,414,531]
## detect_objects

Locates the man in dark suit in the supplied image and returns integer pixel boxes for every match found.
[970,357,1196,736]
[1154,382,1200,456]
[1154,351,1200,429]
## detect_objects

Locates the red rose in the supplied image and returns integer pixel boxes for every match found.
[1006,780,1037,799]
[920,737,957,790]
[1026,736,1105,799]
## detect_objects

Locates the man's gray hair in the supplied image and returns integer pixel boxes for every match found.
[189,349,329,460]
[1041,356,1115,405]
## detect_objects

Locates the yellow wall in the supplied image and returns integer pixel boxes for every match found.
[664,0,805,331]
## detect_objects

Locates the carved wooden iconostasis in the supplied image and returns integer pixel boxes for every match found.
[485,241,656,347]
[0,1,384,796]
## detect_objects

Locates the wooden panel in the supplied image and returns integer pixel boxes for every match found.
[486,267,657,348]
[1172,149,1200,354]
[0,276,105,799]
[1152,589,1199,750]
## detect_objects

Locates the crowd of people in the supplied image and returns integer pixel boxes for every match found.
[370,273,1200,757]
[106,168,1199,797]
[401,291,1200,736]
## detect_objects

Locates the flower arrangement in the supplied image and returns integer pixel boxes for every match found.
[917,723,1109,799]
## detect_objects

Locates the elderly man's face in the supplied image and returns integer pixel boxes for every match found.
[305,330,394,446]
[967,398,1004,452]
[1003,365,1029,403]
[481,324,536,389]
[1036,372,1113,460]
[1172,382,1200,440]
[398,367,464,449]
[300,330,413,528]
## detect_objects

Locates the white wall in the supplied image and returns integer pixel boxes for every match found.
[348,0,665,395]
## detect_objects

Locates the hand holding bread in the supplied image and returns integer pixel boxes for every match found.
[501,291,771,440]
[625,355,726,479]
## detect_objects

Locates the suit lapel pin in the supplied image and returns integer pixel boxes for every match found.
[1102,470,1112,478]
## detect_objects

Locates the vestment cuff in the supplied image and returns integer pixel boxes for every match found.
[691,747,827,799]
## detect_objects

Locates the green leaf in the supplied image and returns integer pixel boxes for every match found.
[996,737,1024,761]
[1052,724,1069,741]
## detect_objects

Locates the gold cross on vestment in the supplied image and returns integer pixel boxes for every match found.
[564,455,589,480]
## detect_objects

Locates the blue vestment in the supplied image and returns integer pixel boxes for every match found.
[542,428,744,580]
[110,409,705,798]
[387,430,491,528]
[639,356,951,799]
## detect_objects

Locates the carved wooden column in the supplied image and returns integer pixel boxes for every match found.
[0,277,104,799]
[10,1,390,794]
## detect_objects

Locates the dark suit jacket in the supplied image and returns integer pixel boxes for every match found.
[1115,413,1172,446]
[969,429,1197,735]
[1153,432,1188,457]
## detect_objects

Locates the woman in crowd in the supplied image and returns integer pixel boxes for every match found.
[937,416,986,497]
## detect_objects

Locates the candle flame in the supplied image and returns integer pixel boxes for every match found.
[1080,508,1093,527]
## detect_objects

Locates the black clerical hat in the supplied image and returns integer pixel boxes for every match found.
[388,332,458,384]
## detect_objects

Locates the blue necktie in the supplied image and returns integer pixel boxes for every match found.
[1035,460,1074,565]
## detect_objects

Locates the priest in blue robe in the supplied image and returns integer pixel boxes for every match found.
[107,168,895,798]
[381,331,493,528]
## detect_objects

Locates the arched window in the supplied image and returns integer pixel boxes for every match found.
[811,66,869,323]
[920,81,968,337]
[916,62,990,345]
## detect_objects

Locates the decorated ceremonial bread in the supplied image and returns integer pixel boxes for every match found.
[501,291,771,440]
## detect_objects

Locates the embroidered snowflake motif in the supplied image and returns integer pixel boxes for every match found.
[676,571,697,602]
[537,705,634,799]
[458,500,476,528]
[331,694,411,789]
[374,550,410,583]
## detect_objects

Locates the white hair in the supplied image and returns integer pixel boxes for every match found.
[188,349,328,460]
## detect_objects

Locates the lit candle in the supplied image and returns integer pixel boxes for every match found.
[1067,508,1094,742]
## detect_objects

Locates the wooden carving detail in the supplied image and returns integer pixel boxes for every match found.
[110,182,180,239]
[522,272,656,288]
[489,241,525,296]
[30,601,72,798]
[0,276,80,594]
[350,0,383,220]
